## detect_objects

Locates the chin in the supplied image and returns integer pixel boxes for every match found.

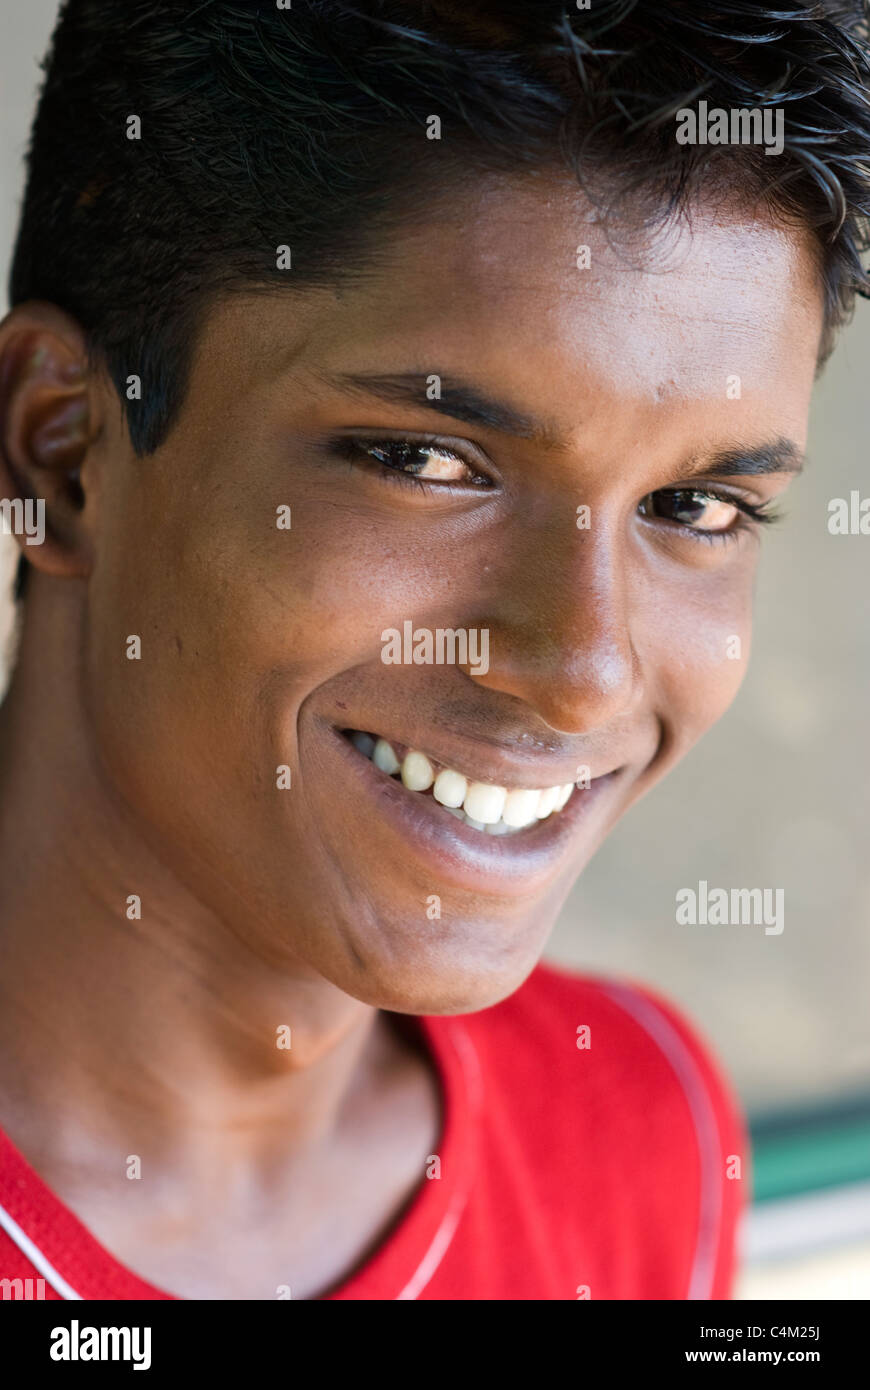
[312,891,563,1017]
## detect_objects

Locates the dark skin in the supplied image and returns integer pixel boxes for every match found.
[0,171,822,1298]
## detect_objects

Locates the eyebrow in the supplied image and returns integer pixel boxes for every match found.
[677,440,806,481]
[323,370,806,477]
[323,370,553,442]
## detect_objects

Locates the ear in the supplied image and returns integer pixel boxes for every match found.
[0,302,104,581]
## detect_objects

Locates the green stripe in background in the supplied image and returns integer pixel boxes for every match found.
[749,1093,870,1203]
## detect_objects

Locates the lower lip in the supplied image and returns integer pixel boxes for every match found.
[320,723,619,896]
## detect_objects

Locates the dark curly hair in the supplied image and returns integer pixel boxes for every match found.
[8,0,870,454]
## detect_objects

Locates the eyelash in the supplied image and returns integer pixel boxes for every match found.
[330,435,781,540]
[647,488,780,546]
[331,435,490,494]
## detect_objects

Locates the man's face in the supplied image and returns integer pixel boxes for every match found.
[83,172,822,1013]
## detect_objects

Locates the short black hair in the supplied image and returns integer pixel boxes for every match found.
[7,0,870,594]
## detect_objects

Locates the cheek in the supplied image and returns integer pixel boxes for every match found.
[83,471,445,813]
[643,558,755,753]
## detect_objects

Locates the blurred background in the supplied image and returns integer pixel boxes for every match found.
[2,0,868,1300]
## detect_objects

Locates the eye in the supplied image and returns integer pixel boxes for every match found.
[333,437,491,488]
[638,487,771,535]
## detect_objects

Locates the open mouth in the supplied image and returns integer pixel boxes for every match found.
[341,729,579,837]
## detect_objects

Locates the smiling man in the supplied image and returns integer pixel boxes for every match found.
[0,0,868,1303]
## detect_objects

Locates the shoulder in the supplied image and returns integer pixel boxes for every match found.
[463,957,745,1136]
[446,958,750,1298]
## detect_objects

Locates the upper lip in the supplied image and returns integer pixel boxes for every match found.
[339,722,622,789]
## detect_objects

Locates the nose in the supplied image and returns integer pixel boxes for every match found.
[468,512,642,735]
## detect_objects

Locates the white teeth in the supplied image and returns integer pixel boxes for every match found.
[485,820,513,835]
[445,805,514,835]
[535,785,560,819]
[401,750,434,791]
[372,738,401,775]
[433,768,468,808]
[463,781,507,825]
[502,787,542,828]
[351,731,580,834]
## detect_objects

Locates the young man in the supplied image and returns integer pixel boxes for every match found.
[0,0,867,1301]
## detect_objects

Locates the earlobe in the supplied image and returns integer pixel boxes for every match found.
[0,305,99,581]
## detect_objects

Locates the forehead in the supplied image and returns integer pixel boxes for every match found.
[338,172,822,393]
[203,169,824,444]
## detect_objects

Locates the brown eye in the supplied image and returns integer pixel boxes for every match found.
[335,436,492,488]
[362,441,475,483]
[639,488,741,533]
